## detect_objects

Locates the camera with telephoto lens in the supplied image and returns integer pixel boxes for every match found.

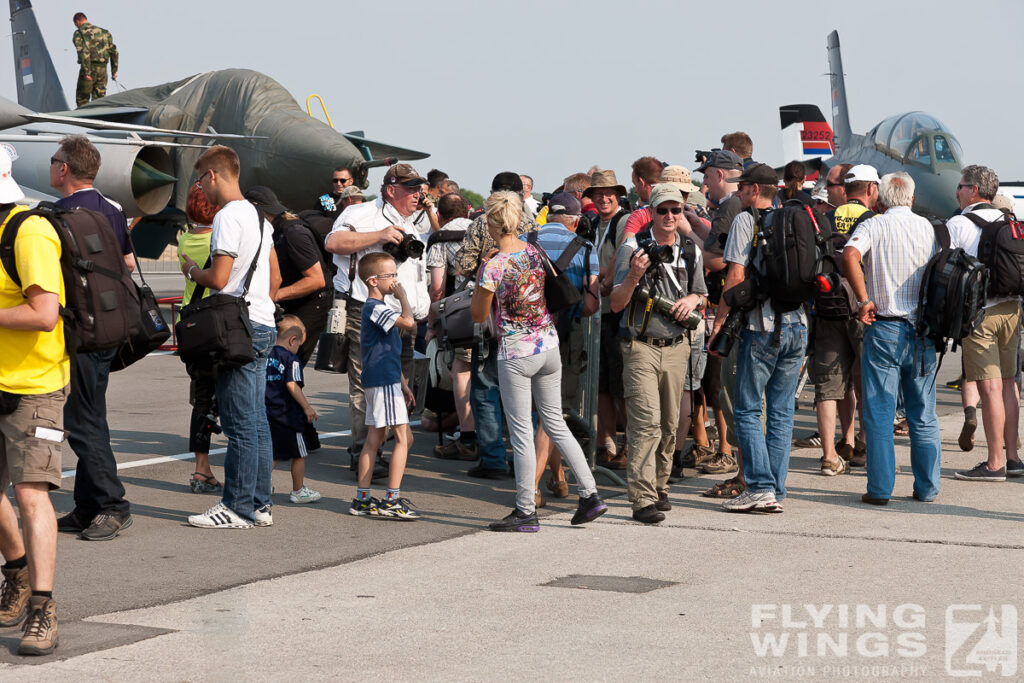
[636,284,701,330]
[708,307,747,357]
[382,233,425,263]
[695,148,721,165]
[634,234,674,267]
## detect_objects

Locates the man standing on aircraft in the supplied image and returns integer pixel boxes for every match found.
[316,167,355,220]
[50,135,135,542]
[72,13,117,107]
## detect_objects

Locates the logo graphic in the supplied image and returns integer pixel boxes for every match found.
[946,605,1017,677]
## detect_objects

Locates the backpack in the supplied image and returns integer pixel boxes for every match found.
[916,221,987,354]
[296,209,338,278]
[964,209,1024,297]
[525,230,591,339]
[752,200,834,339]
[425,229,467,296]
[814,209,875,319]
[0,203,140,354]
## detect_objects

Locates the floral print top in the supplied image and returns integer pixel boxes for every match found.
[478,243,559,360]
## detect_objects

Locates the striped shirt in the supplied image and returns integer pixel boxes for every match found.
[845,206,937,323]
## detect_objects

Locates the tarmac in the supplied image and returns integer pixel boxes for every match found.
[0,284,1020,680]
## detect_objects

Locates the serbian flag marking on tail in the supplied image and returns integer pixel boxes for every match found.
[20,57,33,86]
[800,121,834,156]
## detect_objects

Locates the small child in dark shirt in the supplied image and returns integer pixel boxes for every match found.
[350,253,420,520]
[266,315,321,504]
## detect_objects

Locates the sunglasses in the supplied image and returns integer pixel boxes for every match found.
[655,207,683,215]
[826,182,844,188]
[332,178,351,184]
[957,183,975,190]
[50,156,66,166]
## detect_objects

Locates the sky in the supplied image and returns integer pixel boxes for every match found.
[5,0,1023,197]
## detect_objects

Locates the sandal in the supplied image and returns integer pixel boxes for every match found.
[189,472,222,494]
[701,476,746,499]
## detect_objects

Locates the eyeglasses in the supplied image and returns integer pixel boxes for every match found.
[372,272,398,280]
[50,156,66,166]
[957,183,975,190]
[736,182,753,190]
[196,169,211,185]
[826,181,844,188]
[655,207,683,215]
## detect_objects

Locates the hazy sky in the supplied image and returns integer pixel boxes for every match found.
[6,0,1022,197]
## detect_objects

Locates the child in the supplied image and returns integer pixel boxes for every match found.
[266,315,322,504]
[350,253,420,520]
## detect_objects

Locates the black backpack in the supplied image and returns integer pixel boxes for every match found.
[0,203,140,354]
[296,209,338,278]
[814,209,875,319]
[425,229,467,297]
[964,209,1024,297]
[525,230,591,340]
[753,200,834,336]
[916,221,987,353]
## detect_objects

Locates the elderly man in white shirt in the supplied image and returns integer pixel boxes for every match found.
[326,163,430,466]
[843,172,942,506]
[945,165,1023,482]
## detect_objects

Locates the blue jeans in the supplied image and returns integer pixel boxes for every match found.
[860,320,941,501]
[735,323,807,499]
[217,323,276,521]
[471,341,507,471]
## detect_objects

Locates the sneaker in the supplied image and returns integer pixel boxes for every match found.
[1007,459,1024,477]
[954,462,1006,482]
[570,494,607,525]
[378,497,421,521]
[289,486,322,504]
[188,502,253,529]
[946,375,962,390]
[820,455,848,476]
[958,418,977,452]
[56,509,92,533]
[700,452,738,475]
[631,504,665,524]
[18,596,57,656]
[0,565,30,627]
[793,431,822,448]
[79,513,133,541]
[654,491,672,512]
[488,508,539,532]
[680,444,715,469]
[434,440,478,461]
[349,497,380,516]
[253,504,273,526]
[723,489,782,514]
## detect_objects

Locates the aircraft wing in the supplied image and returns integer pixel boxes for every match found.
[21,112,258,140]
[343,131,429,162]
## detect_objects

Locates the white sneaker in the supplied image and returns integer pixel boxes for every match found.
[289,486,322,504]
[253,504,273,527]
[722,489,782,514]
[188,503,253,529]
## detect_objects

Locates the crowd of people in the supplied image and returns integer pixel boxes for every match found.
[0,128,1020,655]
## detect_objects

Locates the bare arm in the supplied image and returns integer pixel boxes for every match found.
[710,262,745,345]
[843,246,875,324]
[582,274,600,317]
[471,286,495,323]
[0,285,60,332]
[390,283,417,331]
[609,248,650,313]
[123,253,136,273]
[269,247,282,301]
[286,381,318,423]
[274,262,325,302]
[325,226,404,255]
[181,253,234,291]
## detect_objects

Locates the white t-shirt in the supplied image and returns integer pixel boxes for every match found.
[209,199,276,327]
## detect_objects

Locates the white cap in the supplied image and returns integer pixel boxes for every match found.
[0,146,24,204]
[845,164,880,184]
[812,185,831,204]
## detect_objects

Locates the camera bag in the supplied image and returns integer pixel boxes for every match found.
[430,289,495,350]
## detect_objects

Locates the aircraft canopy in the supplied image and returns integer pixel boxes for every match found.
[866,111,961,163]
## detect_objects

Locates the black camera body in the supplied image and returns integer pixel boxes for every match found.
[383,233,425,263]
[708,308,747,357]
[634,233,674,266]
[695,148,721,165]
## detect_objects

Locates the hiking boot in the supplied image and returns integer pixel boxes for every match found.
[700,452,737,475]
[79,513,133,541]
[434,440,478,461]
[849,441,867,467]
[820,455,848,476]
[488,508,539,533]
[604,452,628,470]
[545,476,569,498]
[631,505,665,525]
[958,418,977,452]
[0,565,30,627]
[56,510,92,533]
[349,497,380,516]
[1007,459,1024,478]
[680,444,715,469]
[188,502,253,529]
[723,489,782,514]
[253,504,273,527]
[378,497,421,521]
[793,431,822,448]
[954,462,1006,482]
[18,596,57,656]
[571,494,608,525]
[655,491,672,512]
[289,486,322,504]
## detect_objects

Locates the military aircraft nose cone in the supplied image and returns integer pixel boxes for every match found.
[131,158,177,197]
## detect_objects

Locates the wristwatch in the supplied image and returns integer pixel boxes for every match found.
[856,299,870,309]
[186,265,198,282]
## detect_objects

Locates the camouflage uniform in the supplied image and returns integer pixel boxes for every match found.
[453,212,538,280]
[73,22,118,106]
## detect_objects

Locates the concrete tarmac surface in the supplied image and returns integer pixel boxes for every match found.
[1,342,1021,680]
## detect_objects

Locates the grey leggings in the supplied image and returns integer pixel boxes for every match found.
[497,348,598,514]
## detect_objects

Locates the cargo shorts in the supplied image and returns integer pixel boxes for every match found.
[0,386,68,490]
[963,299,1021,381]
[810,317,864,402]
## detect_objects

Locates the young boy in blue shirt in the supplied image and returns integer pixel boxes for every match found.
[266,315,322,504]
[349,252,420,520]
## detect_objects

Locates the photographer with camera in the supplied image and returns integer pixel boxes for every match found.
[610,184,708,524]
[325,163,430,471]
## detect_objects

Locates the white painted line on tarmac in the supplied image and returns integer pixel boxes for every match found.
[60,421,422,478]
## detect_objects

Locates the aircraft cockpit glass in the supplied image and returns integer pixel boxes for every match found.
[933,135,957,164]
[877,112,951,158]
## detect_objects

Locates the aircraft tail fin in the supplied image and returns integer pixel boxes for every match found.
[826,29,852,151]
[10,0,69,112]
[779,104,834,163]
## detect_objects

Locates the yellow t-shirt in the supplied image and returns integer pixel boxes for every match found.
[833,201,871,236]
[177,228,212,307]
[0,207,69,394]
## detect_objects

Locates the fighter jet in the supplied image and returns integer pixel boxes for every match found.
[5,0,428,255]
[779,30,962,217]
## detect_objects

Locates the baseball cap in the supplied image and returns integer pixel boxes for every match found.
[733,163,779,186]
[649,183,686,209]
[845,164,880,184]
[491,171,524,193]
[547,191,581,216]
[0,146,24,204]
[992,193,1015,213]
[244,186,287,215]
[338,185,365,200]
[660,165,699,193]
[695,149,743,174]
[383,163,426,188]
